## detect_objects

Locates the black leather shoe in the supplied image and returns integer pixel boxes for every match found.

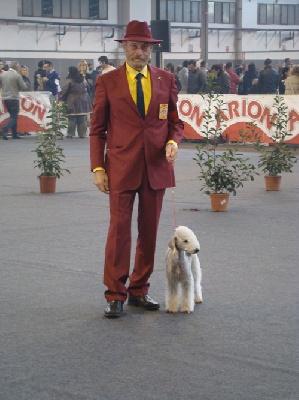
[128,295,160,310]
[104,300,123,318]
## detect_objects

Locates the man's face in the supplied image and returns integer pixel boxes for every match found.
[187,63,196,71]
[44,63,52,72]
[122,41,152,71]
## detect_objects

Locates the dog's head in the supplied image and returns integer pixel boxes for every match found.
[168,226,200,256]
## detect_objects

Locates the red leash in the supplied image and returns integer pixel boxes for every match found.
[168,163,177,229]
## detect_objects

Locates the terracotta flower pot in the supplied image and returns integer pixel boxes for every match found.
[39,176,56,193]
[209,193,230,212]
[264,175,281,191]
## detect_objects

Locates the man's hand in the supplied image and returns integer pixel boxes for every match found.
[93,170,109,194]
[165,143,178,163]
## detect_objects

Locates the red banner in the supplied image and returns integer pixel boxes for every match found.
[0,92,51,133]
[178,94,299,144]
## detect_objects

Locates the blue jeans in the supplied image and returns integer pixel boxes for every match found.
[3,99,20,137]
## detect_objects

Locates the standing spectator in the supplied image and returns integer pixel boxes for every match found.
[42,60,60,101]
[285,65,299,95]
[225,62,240,94]
[87,63,99,104]
[210,64,230,94]
[178,60,189,93]
[165,62,182,92]
[90,20,183,318]
[98,56,116,74]
[77,60,93,92]
[19,65,32,91]
[279,67,291,94]
[187,60,205,94]
[0,60,4,95]
[198,60,208,93]
[33,60,46,91]
[258,58,279,94]
[0,59,4,74]
[0,61,27,140]
[88,63,99,87]
[242,63,259,95]
[60,66,92,138]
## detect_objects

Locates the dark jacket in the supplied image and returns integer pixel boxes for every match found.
[187,68,206,94]
[213,71,230,94]
[242,71,259,95]
[258,66,279,94]
[44,69,60,96]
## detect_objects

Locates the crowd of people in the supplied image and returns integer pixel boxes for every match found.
[0,55,115,140]
[168,56,299,96]
[1,54,299,141]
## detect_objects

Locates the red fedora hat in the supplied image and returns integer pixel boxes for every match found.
[115,20,162,44]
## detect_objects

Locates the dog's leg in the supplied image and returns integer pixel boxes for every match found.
[166,277,180,313]
[181,275,194,313]
[192,256,203,303]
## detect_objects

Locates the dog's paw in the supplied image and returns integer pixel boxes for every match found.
[195,297,203,303]
[181,308,193,313]
[166,308,177,313]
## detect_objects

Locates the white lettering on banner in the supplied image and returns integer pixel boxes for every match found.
[0,92,52,131]
[178,94,299,144]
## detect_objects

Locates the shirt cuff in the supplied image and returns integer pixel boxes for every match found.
[93,167,105,173]
[166,140,178,148]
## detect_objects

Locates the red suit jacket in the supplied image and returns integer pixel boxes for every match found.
[90,63,184,190]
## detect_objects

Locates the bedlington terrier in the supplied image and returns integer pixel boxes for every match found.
[165,226,202,313]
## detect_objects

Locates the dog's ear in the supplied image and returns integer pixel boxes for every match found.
[168,236,176,250]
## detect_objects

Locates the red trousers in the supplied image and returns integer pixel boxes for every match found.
[103,164,165,302]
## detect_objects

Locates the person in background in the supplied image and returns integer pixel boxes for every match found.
[0,61,27,140]
[97,55,116,74]
[77,60,93,93]
[18,65,32,136]
[60,66,92,138]
[90,20,184,318]
[19,65,32,91]
[225,62,239,94]
[241,63,259,95]
[0,60,4,94]
[88,63,99,87]
[285,65,299,95]
[42,60,60,101]
[96,65,102,75]
[87,62,99,104]
[278,66,291,94]
[187,60,201,94]
[178,60,189,93]
[210,64,230,94]
[165,62,182,92]
[198,60,208,93]
[33,60,46,91]
[258,58,279,94]
[0,59,4,74]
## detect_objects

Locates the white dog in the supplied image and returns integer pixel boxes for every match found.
[165,226,202,313]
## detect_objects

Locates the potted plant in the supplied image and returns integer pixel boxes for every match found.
[193,90,258,211]
[255,95,297,191]
[32,101,70,193]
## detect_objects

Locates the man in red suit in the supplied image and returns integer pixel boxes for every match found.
[90,20,184,318]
